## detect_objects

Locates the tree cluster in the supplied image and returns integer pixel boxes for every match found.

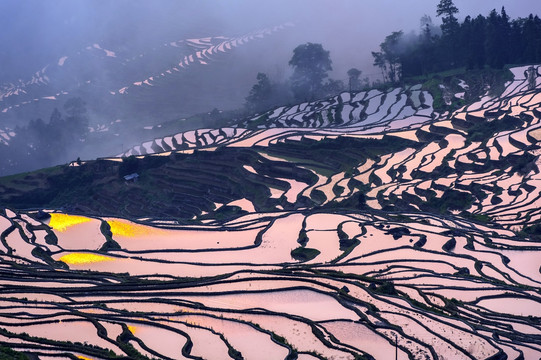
[245,43,369,114]
[289,43,333,101]
[373,0,541,81]
[244,73,291,114]
[0,98,89,175]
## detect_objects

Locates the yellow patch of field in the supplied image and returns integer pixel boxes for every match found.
[128,325,137,334]
[77,356,94,360]
[59,253,115,265]
[49,213,91,232]
[107,219,155,237]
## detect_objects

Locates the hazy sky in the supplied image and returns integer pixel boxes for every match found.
[1,0,540,80]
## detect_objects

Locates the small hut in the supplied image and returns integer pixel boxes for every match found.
[123,173,139,182]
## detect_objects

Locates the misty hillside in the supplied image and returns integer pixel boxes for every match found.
[0,20,309,176]
[0,23,293,138]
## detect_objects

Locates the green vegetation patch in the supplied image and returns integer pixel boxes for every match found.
[291,247,321,262]
[425,189,473,213]
[521,223,541,241]
[0,346,29,360]
[466,114,524,142]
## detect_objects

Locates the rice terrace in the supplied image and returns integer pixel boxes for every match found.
[0,1,540,359]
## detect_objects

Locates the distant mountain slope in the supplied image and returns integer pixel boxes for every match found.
[0,23,294,144]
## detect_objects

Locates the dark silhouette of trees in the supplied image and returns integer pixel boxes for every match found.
[322,78,345,96]
[437,0,460,68]
[420,15,435,42]
[437,0,459,37]
[374,3,541,80]
[245,72,293,114]
[372,31,404,83]
[289,43,332,101]
[246,43,341,112]
[0,98,90,175]
[485,8,511,69]
[463,15,487,69]
[245,73,273,113]
[347,68,362,91]
[244,43,346,115]
[400,16,438,77]
[522,14,541,63]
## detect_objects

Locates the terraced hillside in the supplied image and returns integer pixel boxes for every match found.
[0,65,540,359]
[0,23,294,145]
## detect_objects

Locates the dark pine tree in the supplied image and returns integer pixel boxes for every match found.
[289,43,333,101]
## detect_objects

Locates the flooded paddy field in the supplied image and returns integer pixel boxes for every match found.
[0,205,540,360]
[0,66,540,359]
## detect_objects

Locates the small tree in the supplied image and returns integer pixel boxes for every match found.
[245,72,273,113]
[289,43,332,101]
[437,0,459,37]
[347,68,362,91]
[372,31,404,84]
[209,108,223,123]
[420,15,434,42]
[63,97,89,142]
[323,79,345,96]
